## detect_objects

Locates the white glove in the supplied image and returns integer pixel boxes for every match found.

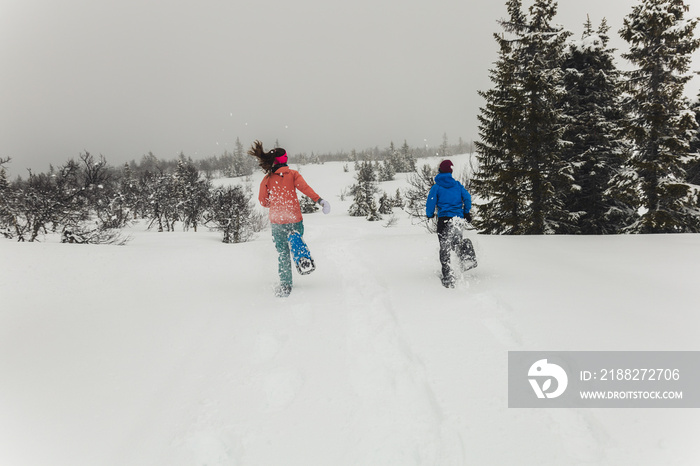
[319,198,331,214]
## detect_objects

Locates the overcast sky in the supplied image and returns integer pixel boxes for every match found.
[1,0,699,175]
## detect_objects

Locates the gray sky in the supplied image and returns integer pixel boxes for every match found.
[2,0,699,175]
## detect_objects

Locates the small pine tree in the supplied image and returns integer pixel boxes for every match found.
[393,188,404,208]
[300,195,319,214]
[400,140,417,172]
[378,192,393,215]
[348,160,381,220]
[378,159,395,182]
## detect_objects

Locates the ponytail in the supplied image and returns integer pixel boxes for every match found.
[247,140,287,175]
[248,140,275,174]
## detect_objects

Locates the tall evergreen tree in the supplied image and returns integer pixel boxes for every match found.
[473,32,528,234]
[473,0,572,234]
[618,0,700,232]
[560,18,633,233]
[685,92,700,184]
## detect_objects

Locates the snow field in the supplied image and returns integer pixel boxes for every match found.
[2,155,700,465]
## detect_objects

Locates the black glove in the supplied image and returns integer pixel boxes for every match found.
[465,212,472,222]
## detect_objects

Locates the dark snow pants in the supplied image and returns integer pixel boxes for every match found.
[437,217,476,283]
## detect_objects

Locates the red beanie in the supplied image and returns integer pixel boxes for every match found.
[439,160,453,173]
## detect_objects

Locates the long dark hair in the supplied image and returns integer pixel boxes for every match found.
[247,140,286,175]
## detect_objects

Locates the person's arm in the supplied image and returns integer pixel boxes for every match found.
[426,185,438,218]
[293,172,321,203]
[258,177,270,207]
[462,187,472,220]
[462,187,472,213]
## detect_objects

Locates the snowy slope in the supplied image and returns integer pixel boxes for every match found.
[2,155,699,466]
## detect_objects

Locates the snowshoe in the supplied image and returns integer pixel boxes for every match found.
[461,257,478,271]
[441,276,455,288]
[295,256,316,275]
[288,231,316,275]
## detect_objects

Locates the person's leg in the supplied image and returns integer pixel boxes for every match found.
[271,223,293,290]
[458,237,478,270]
[437,217,454,287]
[287,221,315,274]
[292,221,304,237]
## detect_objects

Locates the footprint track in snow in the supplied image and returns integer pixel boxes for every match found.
[325,240,465,465]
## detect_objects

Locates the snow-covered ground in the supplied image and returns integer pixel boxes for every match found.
[2,155,699,465]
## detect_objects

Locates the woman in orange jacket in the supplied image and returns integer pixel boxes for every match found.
[249,141,330,297]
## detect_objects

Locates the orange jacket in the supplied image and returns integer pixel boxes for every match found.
[258,166,321,224]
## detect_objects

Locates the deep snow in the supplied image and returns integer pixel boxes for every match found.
[2,155,699,465]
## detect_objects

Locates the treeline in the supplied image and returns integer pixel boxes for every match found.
[0,137,469,243]
[474,0,700,234]
[0,152,265,243]
[121,135,471,180]
[127,137,258,180]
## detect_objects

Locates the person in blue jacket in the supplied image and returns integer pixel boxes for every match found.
[426,159,477,288]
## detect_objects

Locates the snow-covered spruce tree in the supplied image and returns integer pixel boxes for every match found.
[348,159,381,221]
[560,18,633,234]
[474,0,572,234]
[378,192,394,215]
[378,159,395,182]
[685,91,700,184]
[518,0,573,233]
[618,0,700,232]
[473,28,527,234]
[206,185,265,243]
[393,188,405,208]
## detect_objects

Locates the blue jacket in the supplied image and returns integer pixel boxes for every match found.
[426,173,472,218]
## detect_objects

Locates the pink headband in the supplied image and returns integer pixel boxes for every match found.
[275,152,288,164]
